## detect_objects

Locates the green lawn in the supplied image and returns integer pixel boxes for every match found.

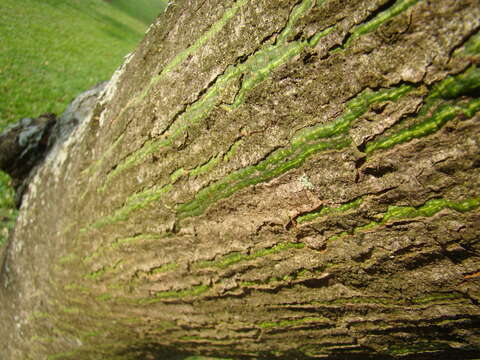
[0,0,166,245]
[0,171,16,244]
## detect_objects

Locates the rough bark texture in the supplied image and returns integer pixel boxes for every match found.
[1,0,480,359]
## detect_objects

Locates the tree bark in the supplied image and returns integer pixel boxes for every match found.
[1,0,480,359]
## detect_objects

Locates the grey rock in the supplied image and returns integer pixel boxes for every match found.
[0,113,56,189]
[0,81,107,206]
[48,81,107,147]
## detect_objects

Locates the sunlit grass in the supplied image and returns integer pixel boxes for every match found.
[0,172,16,245]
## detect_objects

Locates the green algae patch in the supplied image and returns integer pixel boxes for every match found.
[85,260,123,281]
[161,0,248,76]
[83,233,169,266]
[112,233,165,248]
[201,252,244,269]
[30,335,54,344]
[380,196,479,224]
[454,30,480,57]
[29,311,50,320]
[85,267,108,280]
[178,85,412,219]
[383,198,480,222]
[160,0,248,77]
[83,330,103,338]
[199,242,305,269]
[62,307,81,314]
[100,0,329,187]
[259,316,329,329]
[176,137,349,219]
[345,0,421,48]
[58,253,79,265]
[309,25,336,47]
[241,268,322,288]
[155,321,177,331]
[277,0,314,44]
[97,293,113,302]
[428,66,480,100]
[141,284,210,304]
[151,262,178,274]
[102,74,222,188]
[223,139,242,162]
[329,197,480,242]
[222,0,333,109]
[366,66,480,154]
[169,168,185,183]
[64,283,90,294]
[135,0,250,103]
[225,26,337,110]
[297,197,363,223]
[366,98,480,153]
[84,134,125,179]
[412,292,464,304]
[291,84,412,147]
[387,342,452,356]
[189,154,223,177]
[99,138,171,192]
[90,184,172,229]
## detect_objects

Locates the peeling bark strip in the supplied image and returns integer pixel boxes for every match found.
[1,0,480,359]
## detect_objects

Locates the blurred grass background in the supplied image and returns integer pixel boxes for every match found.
[0,0,166,244]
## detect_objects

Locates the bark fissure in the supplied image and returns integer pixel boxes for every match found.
[96,0,333,191]
[87,197,479,306]
[175,84,412,220]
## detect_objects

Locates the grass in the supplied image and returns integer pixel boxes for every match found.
[0,172,17,245]
[0,0,166,245]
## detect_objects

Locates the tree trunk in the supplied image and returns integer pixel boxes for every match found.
[1,0,480,359]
